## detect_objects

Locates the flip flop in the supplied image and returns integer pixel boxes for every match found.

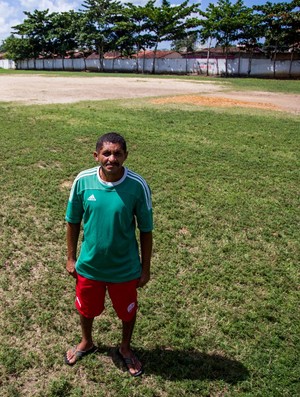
[117,349,144,377]
[64,345,98,366]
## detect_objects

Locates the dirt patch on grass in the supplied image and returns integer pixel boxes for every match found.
[151,95,281,111]
[0,74,299,114]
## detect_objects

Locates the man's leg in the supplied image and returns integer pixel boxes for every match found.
[78,314,95,350]
[120,312,136,352]
[108,280,143,376]
[119,313,143,376]
[65,314,95,364]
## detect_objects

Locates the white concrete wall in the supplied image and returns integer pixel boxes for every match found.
[0,59,15,69]
[16,56,300,77]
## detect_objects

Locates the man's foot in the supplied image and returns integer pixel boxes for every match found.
[64,345,98,366]
[117,348,143,377]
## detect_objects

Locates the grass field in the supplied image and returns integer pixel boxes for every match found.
[0,75,299,396]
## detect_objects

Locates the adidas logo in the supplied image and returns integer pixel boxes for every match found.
[87,194,96,201]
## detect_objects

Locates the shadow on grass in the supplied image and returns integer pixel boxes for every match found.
[97,346,249,383]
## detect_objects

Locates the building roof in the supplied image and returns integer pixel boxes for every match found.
[133,50,182,59]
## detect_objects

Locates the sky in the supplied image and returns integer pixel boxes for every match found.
[0,0,283,44]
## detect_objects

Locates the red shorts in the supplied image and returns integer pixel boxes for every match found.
[75,274,138,321]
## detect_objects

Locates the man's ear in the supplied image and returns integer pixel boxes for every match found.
[93,151,99,161]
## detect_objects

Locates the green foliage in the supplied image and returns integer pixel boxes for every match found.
[50,11,81,58]
[254,0,300,53]
[114,3,154,57]
[80,0,125,70]
[171,32,199,52]
[1,35,33,61]
[200,0,253,75]
[12,9,55,57]
[143,0,200,72]
[143,0,200,45]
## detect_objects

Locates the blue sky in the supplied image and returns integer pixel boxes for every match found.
[0,0,283,44]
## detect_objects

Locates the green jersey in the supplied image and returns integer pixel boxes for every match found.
[65,166,153,282]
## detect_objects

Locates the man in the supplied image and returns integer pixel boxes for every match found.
[64,132,153,377]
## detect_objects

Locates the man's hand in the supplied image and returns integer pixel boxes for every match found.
[137,269,150,288]
[66,259,77,278]
[66,222,80,278]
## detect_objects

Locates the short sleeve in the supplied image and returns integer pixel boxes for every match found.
[135,183,153,232]
[65,178,84,223]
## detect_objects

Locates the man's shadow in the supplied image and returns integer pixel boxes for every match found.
[98,346,249,383]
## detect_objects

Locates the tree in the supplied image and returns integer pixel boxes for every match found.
[235,6,263,76]
[200,0,249,76]
[80,0,124,72]
[12,9,55,66]
[171,32,198,52]
[254,0,300,77]
[50,11,81,69]
[284,0,300,77]
[143,0,200,73]
[115,3,155,73]
[2,35,33,66]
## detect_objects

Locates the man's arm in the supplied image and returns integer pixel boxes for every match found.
[138,231,153,288]
[66,222,81,278]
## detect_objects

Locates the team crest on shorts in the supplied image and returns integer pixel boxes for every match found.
[127,302,135,313]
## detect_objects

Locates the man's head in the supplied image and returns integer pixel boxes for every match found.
[96,132,127,154]
[94,132,128,182]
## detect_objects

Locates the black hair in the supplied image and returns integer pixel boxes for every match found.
[95,132,127,153]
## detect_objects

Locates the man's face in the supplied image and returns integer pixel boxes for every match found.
[94,141,128,181]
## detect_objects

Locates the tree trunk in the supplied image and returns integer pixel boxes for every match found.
[225,48,228,77]
[152,43,159,74]
[247,49,253,77]
[186,54,188,75]
[143,49,146,74]
[206,38,211,76]
[136,45,140,74]
[273,43,278,78]
[98,45,104,72]
[289,50,294,78]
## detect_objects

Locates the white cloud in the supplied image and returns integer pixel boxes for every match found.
[0,1,20,40]
[0,0,82,41]
[19,0,81,13]
[0,1,14,17]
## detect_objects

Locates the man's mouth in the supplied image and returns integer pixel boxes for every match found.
[106,163,118,168]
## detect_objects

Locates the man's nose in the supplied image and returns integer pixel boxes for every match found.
[109,154,117,161]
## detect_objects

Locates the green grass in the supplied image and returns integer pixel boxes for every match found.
[219,77,300,94]
[0,85,299,396]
